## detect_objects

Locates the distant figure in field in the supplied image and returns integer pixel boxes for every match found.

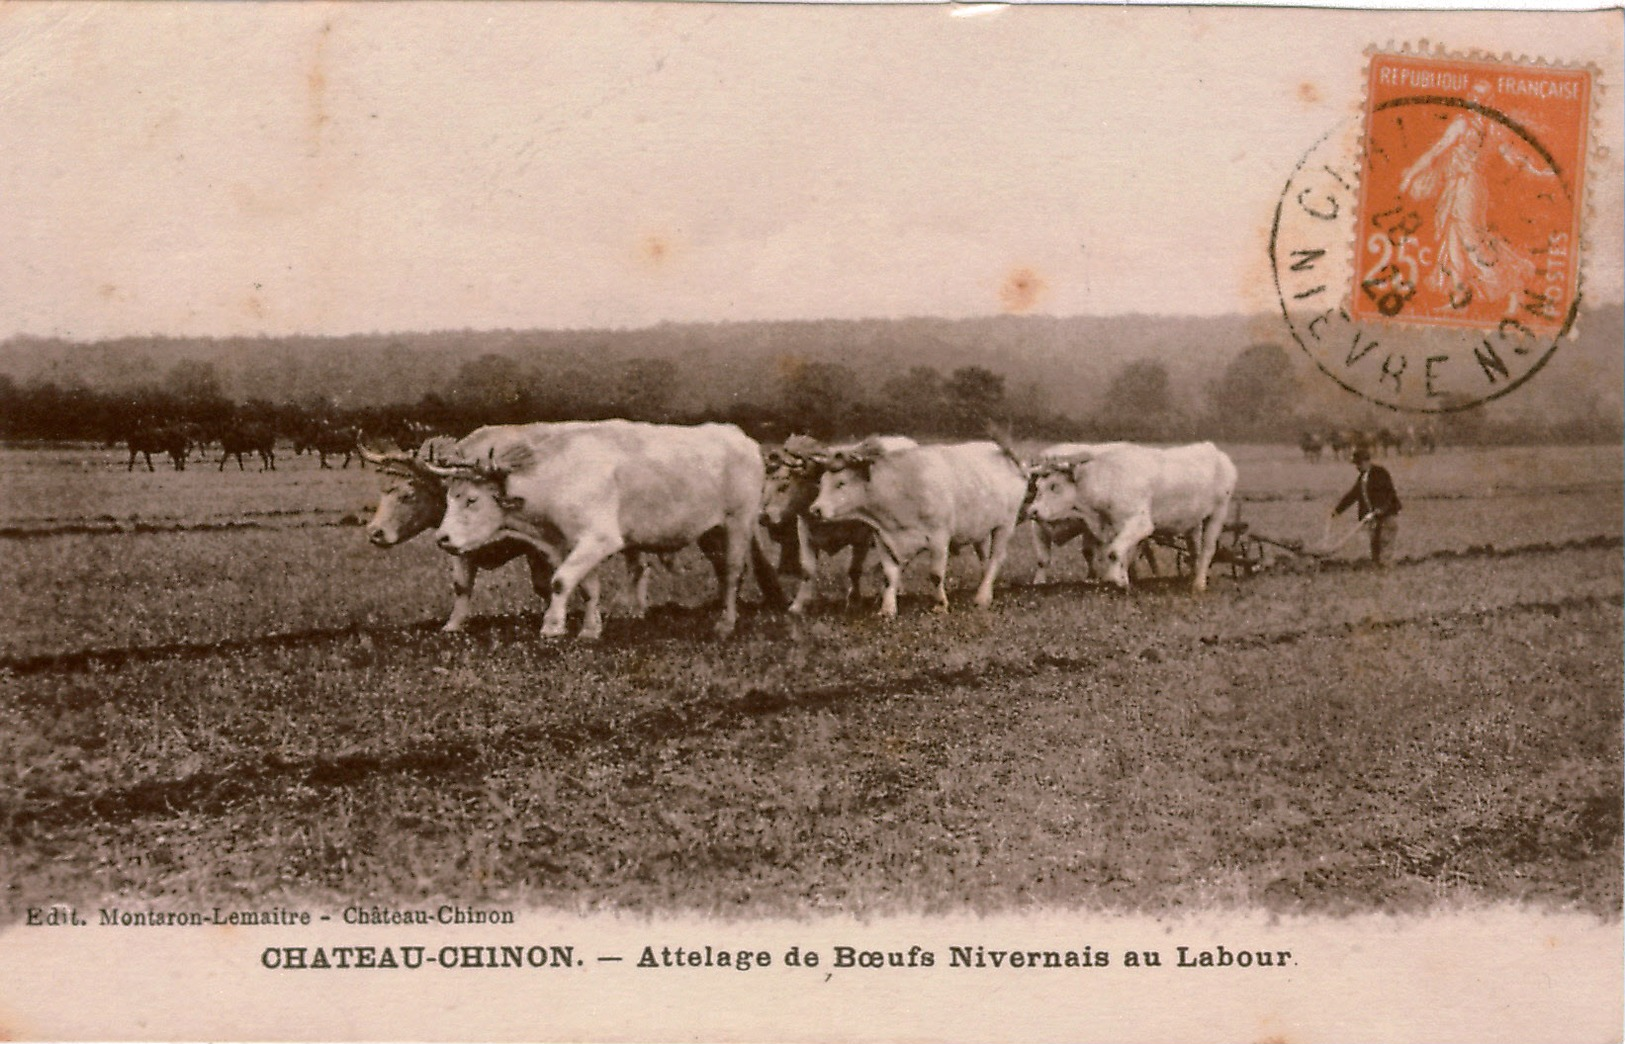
[1333,447,1402,567]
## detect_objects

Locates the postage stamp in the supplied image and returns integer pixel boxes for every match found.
[1271,49,1595,413]
[1353,53,1591,331]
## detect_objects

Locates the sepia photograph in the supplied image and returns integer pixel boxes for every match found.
[0,2,1621,1040]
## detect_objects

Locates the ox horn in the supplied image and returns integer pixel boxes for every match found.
[358,441,417,469]
[422,447,506,483]
[420,459,484,481]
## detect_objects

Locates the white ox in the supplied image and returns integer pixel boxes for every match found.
[806,439,1027,617]
[361,427,671,632]
[1026,441,1237,592]
[760,434,918,613]
[1021,442,1136,584]
[430,420,782,639]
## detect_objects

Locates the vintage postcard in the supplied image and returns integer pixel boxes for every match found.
[0,3,1620,1041]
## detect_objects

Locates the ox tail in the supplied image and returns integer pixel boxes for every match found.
[750,528,789,610]
[985,421,1026,473]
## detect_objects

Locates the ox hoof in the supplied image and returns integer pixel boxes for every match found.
[441,622,467,634]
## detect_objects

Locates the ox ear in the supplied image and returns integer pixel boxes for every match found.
[783,434,825,458]
[831,451,873,481]
[416,436,460,464]
[492,440,535,475]
[849,435,893,461]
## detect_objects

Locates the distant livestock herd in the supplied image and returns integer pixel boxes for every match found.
[115,419,433,472]
[356,419,1240,640]
[1299,424,1437,462]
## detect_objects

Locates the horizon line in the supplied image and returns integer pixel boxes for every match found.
[5,301,1621,349]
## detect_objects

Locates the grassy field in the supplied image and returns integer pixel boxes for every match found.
[1,442,1620,921]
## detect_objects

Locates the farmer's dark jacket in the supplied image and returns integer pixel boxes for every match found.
[1335,465,1402,519]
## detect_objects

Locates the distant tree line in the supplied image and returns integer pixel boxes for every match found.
[0,341,1618,447]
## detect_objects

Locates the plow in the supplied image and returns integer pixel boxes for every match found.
[1156,511,1374,578]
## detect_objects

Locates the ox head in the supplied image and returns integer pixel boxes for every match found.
[1024,458,1088,524]
[760,435,828,528]
[807,438,890,523]
[359,437,458,548]
[429,442,535,555]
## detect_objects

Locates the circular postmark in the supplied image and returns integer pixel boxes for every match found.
[1271,56,1590,414]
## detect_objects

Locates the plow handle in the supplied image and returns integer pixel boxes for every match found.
[1314,515,1373,556]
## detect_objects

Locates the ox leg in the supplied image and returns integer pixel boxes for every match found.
[624,551,651,618]
[788,519,820,615]
[525,551,555,605]
[1080,530,1102,581]
[844,536,870,608]
[444,556,479,632]
[750,527,788,611]
[973,524,1015,608]
[927,532,951,613]
[143,451,155,473]
[127,450,137,472]
[776,536,799,576]
[711,521,749,638]
[877,551,904,618]
[577,573,605,641]
[542,534,622,638]
[1031,523,1055,585]
[1105,515,1154,591]
[1133,541,1161,579]
[698,529,731,611]
[1192,512,1226,593]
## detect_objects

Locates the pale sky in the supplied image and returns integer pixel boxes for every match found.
[1,2,1620,340]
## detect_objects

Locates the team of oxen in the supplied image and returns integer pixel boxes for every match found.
[358,420,1238,640]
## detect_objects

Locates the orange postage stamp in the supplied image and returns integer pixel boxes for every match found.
[1353,52,1592,333]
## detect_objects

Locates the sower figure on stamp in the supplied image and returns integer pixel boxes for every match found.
[1397,80,1554,314]
[1332,447,1401,567]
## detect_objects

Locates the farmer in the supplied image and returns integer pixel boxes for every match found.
[1332,446,1402,566]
